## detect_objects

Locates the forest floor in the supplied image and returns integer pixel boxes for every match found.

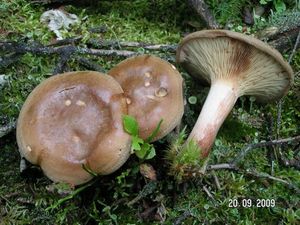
[0,0,300,224]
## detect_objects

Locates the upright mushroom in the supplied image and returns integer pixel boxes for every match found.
[176,30,294,158]
[17,71,131,185]
[108,55,184,141]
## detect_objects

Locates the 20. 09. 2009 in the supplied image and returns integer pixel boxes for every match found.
[228,198,276,208]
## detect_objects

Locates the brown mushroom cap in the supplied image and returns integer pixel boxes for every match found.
[17,71,131,185]
[108,55,184,141]
[176,29,294,102]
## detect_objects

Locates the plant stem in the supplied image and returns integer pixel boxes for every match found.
[187,80,238,157]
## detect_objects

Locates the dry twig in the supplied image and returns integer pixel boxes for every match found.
[244,169,300,194]
[232,136,300,165]
[208,163,300,194]
[206,135,300,194]
[88,39,177,52]
[173,210,192,225]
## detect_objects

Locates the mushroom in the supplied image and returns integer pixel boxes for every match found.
[17,71,131,185]
[176,30,294,158]
[108,55,184,141]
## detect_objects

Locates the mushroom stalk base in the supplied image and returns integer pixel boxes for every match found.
[188,80,238,158]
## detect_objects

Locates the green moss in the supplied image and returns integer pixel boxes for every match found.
[219,117,257,142]
[0,54,55,121]
[207,0,247,25]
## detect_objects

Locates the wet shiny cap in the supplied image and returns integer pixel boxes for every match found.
[109,55,184,141]
[17,71,131,185]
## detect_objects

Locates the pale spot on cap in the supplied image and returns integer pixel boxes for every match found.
[146,95,156,100]
[155,87,168,97]
[26,145,32,152]
[144,81,151,87]
[144,72,151,78]
[126,98,132,104]
[65,99,72,106]
[72,136,80,143]
[76,100,86,106]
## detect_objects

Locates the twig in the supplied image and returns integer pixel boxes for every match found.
[202,185,218,206]
[46,36,83,46]
[52,47,74,75]
[0,53,22,68]
[75,56,105,73]
[87,39,177,52]
[0,28,299,70]
[277,143,300,170]
[207,163,236,170]
[127,181,157,207]
[211,171,221,190]
[173,210,192,225]
[208,164,300,194]
[244,169,300,194]
[280,157,300,170]
[265,112,276,175]
[0,42,137,60]
[188,0,219,29]
[232,136,300,165]
[276,99,283,140]
[288,30,300,63]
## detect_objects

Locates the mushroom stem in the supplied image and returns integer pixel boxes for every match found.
[187,80,239,158]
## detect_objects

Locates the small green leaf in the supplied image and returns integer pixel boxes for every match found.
[145,119,163,143]
[135,148,147,159]
[135,143,156,160]
[122,115,158,160]
[274,0,286,13]
[131,136,144,152]
[145,146,156,159]
[135,143,150,159]
[123,115,139,136]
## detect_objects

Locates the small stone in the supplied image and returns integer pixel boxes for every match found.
[155,87,168,97]
[65,99,72,106]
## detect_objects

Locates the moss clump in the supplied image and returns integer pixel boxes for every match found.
[207,0,247,25]
[166,129,209,182]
